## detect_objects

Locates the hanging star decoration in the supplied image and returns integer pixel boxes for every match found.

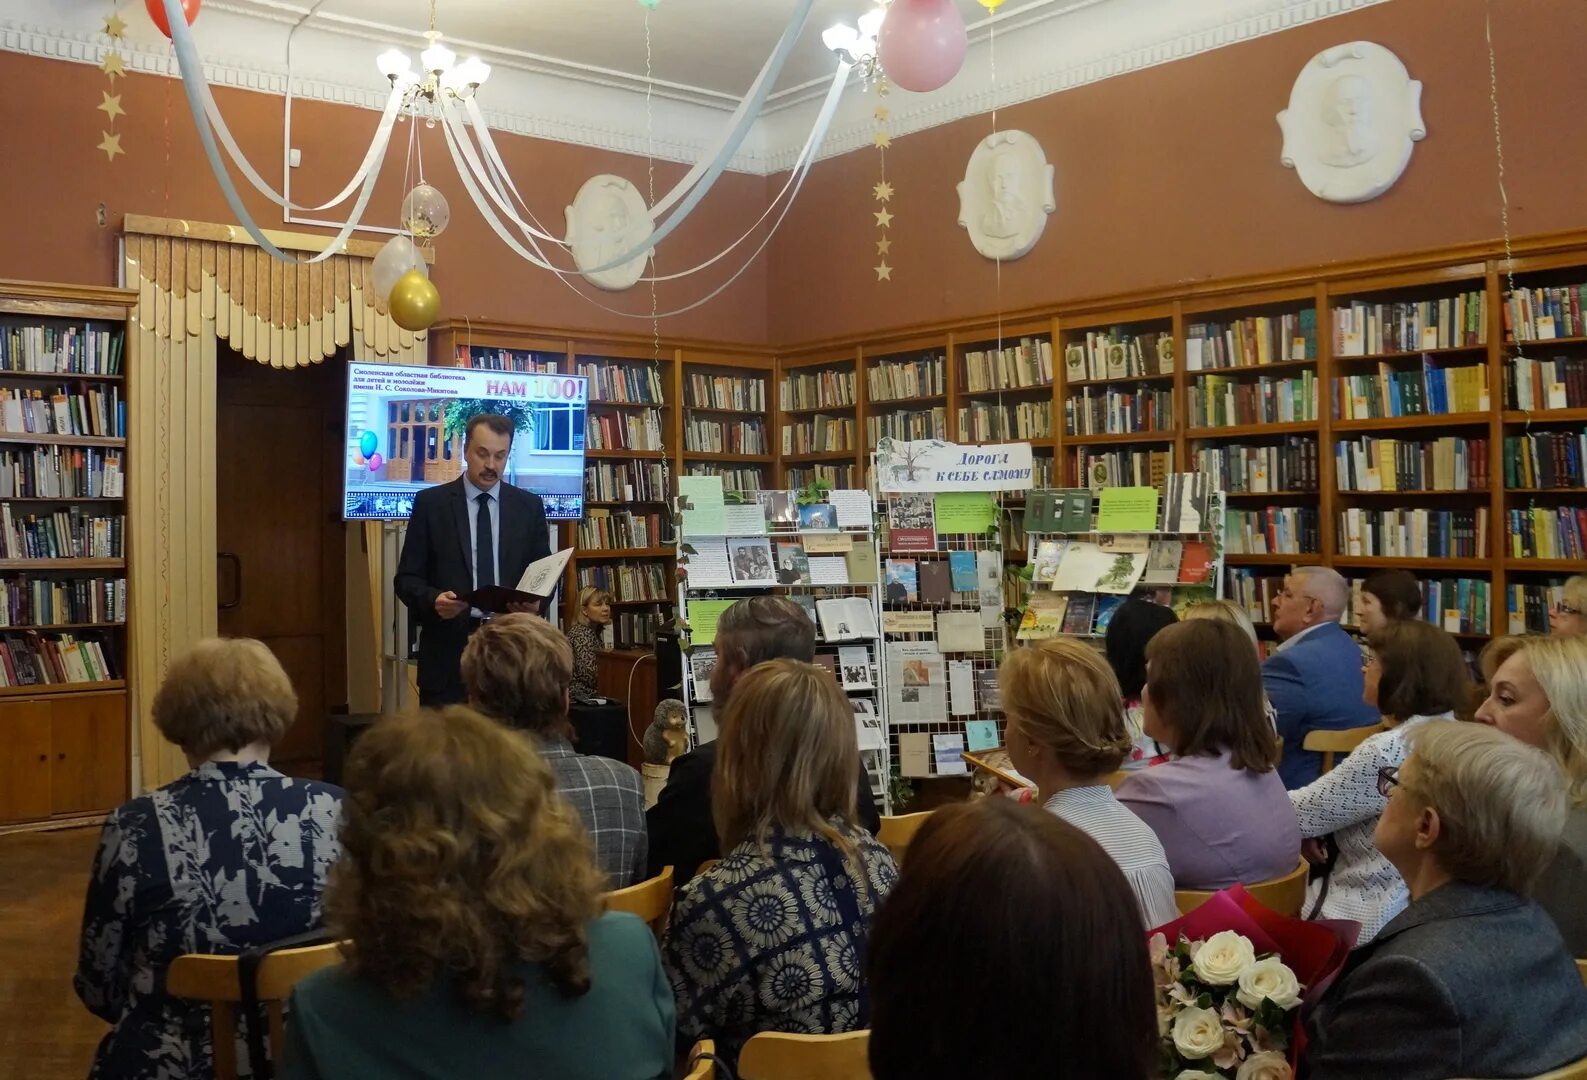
[871,73,893,284]
[98,92,125,122]
[98,8,128,162]
[875,262,892,281]
[100,51,126,78]
[874,208,893,228]
[97,131,124,161]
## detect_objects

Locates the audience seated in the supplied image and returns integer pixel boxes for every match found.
[867,798,1157,1080]
[281,707,674,1079]
[1305,721,1587,1080]
[75,638,343,1080]
[1550,574,1587,636]
[1354,568,1423,638]
[1000,637,1179,927]
[568,586,612,701]
[1263,566,1382,788]
[462,613,647,887]
[664,659,897,1066]
[1182,598,1261,653]
[1103,597,1177,770]
[1476,634,1587,955]
[647,596,880,881]
[1289,620,1471,943]
[1117,620,1300,889]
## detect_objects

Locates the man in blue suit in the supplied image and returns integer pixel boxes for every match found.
[1263,565,1381,788]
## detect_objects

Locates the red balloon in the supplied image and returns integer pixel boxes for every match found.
[145,0,202,39]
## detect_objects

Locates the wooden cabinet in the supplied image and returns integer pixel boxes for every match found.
[596,649,659,769]
[0,690,129,826]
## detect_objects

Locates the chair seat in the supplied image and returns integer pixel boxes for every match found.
[736,1030,871,1080]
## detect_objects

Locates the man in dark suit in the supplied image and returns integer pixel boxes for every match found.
[647,595,881,880]
[394,413,551,707]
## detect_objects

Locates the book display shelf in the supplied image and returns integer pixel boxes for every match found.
[0,281,135,830]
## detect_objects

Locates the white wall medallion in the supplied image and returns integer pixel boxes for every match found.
[1277,42,1426,205]
[565,175,653,291]
[956,130,1057,262]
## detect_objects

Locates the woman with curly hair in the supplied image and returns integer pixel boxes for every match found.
[280,707,675,1079]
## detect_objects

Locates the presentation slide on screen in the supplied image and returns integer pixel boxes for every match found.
[343,362,588,521]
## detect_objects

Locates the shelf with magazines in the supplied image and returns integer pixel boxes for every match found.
[679,350,775,495]
[0,280,135,831]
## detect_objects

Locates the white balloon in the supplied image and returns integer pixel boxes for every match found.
[372,234,426,302]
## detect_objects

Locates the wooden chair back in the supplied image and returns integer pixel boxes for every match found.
[876,812,931,863]
[1174,858,1311,918]
[693,859,721,880]
[736,1030,871,1080]
[682,1039,716,1080]
[606,866,675,938]
[1468,1057,1587,1080]
[1303,723,1385,774]
[166,942,343,1080]
[1578,959,1587,988]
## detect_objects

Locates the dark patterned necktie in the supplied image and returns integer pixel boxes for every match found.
[475,492,495,591]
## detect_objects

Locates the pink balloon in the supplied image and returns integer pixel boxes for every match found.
[877,0,967,94]
[367,452,384,472]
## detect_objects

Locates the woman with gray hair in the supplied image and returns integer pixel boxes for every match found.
[74,638,342,1080]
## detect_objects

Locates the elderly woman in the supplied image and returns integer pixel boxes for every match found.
[75,639,342,1080]
[1476,634,1587,953]
[1000,637,1179,927]
[1550,574,1587,636]
[1305,721,1587,1080]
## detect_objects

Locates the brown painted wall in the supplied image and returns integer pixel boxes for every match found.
[0,51,771,344]
[767,0,1587,345]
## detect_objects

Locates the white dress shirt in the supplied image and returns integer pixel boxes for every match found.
[1043,785,1181,929]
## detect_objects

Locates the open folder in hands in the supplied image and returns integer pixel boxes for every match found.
[463,548,574,614]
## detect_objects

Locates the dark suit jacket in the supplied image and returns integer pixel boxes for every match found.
[393,477,551,704]
[1262,621,1381,788]
[1305,881,1587,1080]
[646,740,882,881]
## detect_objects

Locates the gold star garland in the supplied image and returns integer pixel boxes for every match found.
[872,78,892,282]
[98,9,128,161]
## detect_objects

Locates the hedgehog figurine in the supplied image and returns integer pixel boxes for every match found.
[644,699,690,766]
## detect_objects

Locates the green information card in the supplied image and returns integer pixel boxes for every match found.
[687,599,736,647]
[933,492,998,536]
[1095,487,1160,533]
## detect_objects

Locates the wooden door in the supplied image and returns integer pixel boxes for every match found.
[0,700,52,822]
[216,352,347,773]
[49,691,129,815]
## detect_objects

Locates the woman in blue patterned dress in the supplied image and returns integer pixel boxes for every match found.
[74,638,342,1079]
[663,658,898,1067]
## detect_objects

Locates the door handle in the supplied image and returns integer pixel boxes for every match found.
[218,552,242,610]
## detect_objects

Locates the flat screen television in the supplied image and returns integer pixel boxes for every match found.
[343,361,588,521]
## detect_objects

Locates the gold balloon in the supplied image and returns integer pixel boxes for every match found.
[387,269,439,332]
[978,0,1005,8]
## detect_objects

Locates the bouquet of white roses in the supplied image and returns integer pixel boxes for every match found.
[1150,928,1304,1080]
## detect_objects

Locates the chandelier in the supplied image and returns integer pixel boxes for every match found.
[823,7,887,85]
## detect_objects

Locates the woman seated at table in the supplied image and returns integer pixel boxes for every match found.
[1117,619,1300,889]
[664,659,897,1067]
[568,586,613,701]
[1288,619,1472,944]
[282,707,674,1079]
[1305,721,1587,1080]
[1000,637,1179,928]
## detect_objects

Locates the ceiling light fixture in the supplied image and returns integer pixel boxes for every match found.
[824,4,886,81]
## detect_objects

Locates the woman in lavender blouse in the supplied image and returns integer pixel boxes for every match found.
[1118,620,1301,890]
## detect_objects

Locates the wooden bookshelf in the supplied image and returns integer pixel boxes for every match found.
[679,349,776,495]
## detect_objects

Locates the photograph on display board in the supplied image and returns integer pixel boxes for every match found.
[798,502,837,530]
[728,538,775,584]
[775,542,811,584]
[756,489,799,524]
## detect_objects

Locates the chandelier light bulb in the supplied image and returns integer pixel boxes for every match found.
[465,58,491,87]
[420,41,456,75]
[823,24,859,58]
[376,48,412,81]
[857,8,885,42]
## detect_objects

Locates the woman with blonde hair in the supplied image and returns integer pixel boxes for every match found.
[1183,597,1262,651]
[569,585,613,700]
[1476,633,1587,953]
[281,707,674,1078]
[665,659,897,1066]
[1000,637,1179,927]
[75,639,342,1080]
[1549,574,1587,636]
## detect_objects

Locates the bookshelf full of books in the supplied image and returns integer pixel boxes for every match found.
[680,354,775,494]
[0,283,135,829]
[779,353,859,491]
[1057,315,1175,495]
[867,347,948,445]
[951,325,1057,489]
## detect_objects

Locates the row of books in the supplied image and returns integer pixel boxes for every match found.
[1193,438,1319,494]
[1225,569,1284,627]
[1335,436,1489,493]
[1332,291,1487,355]
[1504,284,1587,342]
[1185,312,1316,369]
[1506,507,1587,561]
[0,386,125,439]
[1062,386,1173,436]
[787,463,857,491]
[460,347,558,373]
[684,418,767,455]
[0,508,123,560]
[587,409,665,452]
[0,576,127,626]
[1065,448,1173,489]
[781,416,856,455]
[684,463,767,492]
[964,338,1054,391]
[685,373,766,412]
[868,354,945,401]
[0,630,118,687]
[1064,330,1172,382]
[1507,356,1587,411]
[0,446,124,499]
[584,460,668,504]
[1509,582,1573,634]
[1225,507,1320,556]
[0,325,125,375]
[958,401,1052,442]
[867,408,947,444]
[1188,372,1318,427]
[781,368,856,410]
[1338,507,1489,559]
[1333,362,1490,420]
[578,362,666,405]
[1227,571,1492,637]
[577,509,667,550]
[612,610,664,650]
[576,561,671,604]
[1504,431,1587,490]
